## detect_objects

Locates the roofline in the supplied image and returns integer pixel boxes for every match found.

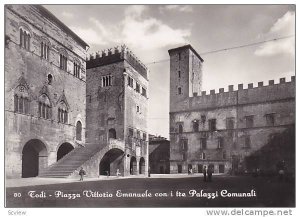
[35,5,89,49]
[168,44,204,62]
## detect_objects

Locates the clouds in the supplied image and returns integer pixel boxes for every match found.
[67,5,191,50]
[255,11,295,57]
[61,11,74,18]
[121,6,190,50]
[160,5,193,13]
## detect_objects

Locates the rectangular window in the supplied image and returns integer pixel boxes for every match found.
[178,70,181,78]
[143,133,147,141]
[60,54,67,71]
[74,62,80,78]
[178,87,182,95]
[178,165,182,173]
[218,137,224,149]
[102,75,113,87]
[245,115,254,128]
[135,82,140,93]
[265,113,275,126]
[41,42,49,60]
[198,164,203,173]
[209,119,217,131]
[180,139,188,151]
[245,136,251,148]
[226,117,234,129]
[182,153,187,161]
[193,120,199,132]
[200,138,207,149]
[142,87,147,97]
[127,77,134,88]
[222,151,226,159]
[200,152,206,160]
[178,52,181,61]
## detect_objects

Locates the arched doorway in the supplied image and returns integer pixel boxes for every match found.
[130,157,137,175]
[99,148,124,176]
[108,128,116,139]
[76,121,82,141]
[57,143,74,161]
[22,139,48,178]
[139,157,145,174]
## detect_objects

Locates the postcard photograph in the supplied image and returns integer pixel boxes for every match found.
[4,4,295,209]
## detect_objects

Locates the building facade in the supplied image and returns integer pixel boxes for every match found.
[169,45,295,175]
[149,135,170,174]
[5,5,89,178]
[85,46,149,176]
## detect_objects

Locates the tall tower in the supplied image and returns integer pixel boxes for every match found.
[168,44,204,112]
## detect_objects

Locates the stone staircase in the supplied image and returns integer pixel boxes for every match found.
[39,144,101,178]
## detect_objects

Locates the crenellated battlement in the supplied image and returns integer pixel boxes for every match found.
[171,75,295,113]
[86,45,148,79]
[197,76,295,97]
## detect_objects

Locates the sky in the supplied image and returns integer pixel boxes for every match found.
[44,4,295,139]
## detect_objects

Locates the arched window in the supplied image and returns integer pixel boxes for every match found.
[38,94,51,119]
[178,124,183,134]
[14,85,30,114]
[76,121,82,141]
[20,28,31,50]
[59,49,68,71]
[57,101,68,124]
[73,60,81,78]
[41,38,50,60]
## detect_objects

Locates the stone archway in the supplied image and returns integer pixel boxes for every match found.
[130,156,137,175]
[22,139,48,178]
[99,148,124,176]
[57,142,74,161]
[139,157,145,174]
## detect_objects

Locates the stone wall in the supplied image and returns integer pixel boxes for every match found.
[5,5,87,178]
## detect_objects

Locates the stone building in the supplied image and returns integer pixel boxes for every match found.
[85,46,149,177]
[168,44,295,175]
[149,135,170,174]
[5,5,89,178]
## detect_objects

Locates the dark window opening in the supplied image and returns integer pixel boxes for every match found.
[200,138,207,149]
[245,115,254,128]
[59,54,67,71]
[193,120,199,132]
[41,42,49,60]
[265,113,275,126]
[209,119,217,131]
[76,121,82,141]
[218,137,224,149]
[226,117,234,129]
[178,87,182,95]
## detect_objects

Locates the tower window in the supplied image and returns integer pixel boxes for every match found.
[135,82,140,93]
[245,115,254,128]
[226,117,234,129]
[142,87,147,97]
[178,52,181,61]
[178,70,181,78]
[47,74,53,85]
[178,87,182,95]
[127,76,134,87]
[218,137,224,149]
[200,138,207,149]
[265,113,275,126]
[102,75,113,87]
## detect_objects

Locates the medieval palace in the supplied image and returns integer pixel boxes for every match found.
[5,5,295,179]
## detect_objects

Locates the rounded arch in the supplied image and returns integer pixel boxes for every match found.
[22,139,48,178]
[130,156,137,175]
[139,157,145,174]
[57,142,74,161]
[99,148,124,176]
[76,121,82,141]
[108,128,116,139]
